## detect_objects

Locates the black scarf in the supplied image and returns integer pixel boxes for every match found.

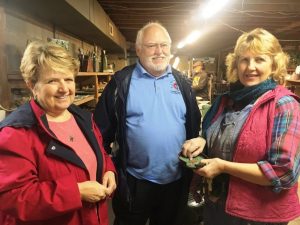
[228,78,277,106]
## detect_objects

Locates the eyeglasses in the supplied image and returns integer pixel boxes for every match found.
[143,43,171,51]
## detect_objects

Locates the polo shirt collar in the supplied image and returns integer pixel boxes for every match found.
[136,61,172,79]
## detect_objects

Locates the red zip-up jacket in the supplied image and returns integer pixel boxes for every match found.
[0,100,116,225]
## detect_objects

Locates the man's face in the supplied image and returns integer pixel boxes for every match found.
[136,26,171,77]
[193,63,204,74]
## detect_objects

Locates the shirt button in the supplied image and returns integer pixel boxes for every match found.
[51,146,56,150]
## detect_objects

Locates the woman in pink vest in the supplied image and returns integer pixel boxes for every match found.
[181,28,300,225]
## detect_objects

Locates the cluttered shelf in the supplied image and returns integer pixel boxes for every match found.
[285,78,300,96]
[286,78,300,84]
[74,72,113,106]
[73,95,94,106]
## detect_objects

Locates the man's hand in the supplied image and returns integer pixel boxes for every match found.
[181,137,206,160]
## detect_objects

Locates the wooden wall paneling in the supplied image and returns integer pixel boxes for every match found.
[55,29,93,58]
[106,54,128,72]
[1,1,127,108]
[0,6,10,107]
[4,9,97,107]
[5,11,53,107]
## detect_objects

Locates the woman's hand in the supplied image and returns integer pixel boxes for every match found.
[181,137,206,159]
[194,158,225,179]
[194,158,271,186]
[102,171,117,196]
[77,181,109,203]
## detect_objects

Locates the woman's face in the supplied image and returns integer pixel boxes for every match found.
[31,70,75,117]
[237,51,273,87]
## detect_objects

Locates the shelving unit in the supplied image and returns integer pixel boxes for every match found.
[287,68,295,75]
[74,72,113,106]
[285,78,300,96]
[73,95,94,106]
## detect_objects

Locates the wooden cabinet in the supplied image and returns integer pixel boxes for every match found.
[74,72,113,106]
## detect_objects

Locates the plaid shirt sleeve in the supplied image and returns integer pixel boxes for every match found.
[257,95,300,193]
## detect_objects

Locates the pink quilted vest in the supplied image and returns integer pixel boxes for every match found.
[216,86,300,222]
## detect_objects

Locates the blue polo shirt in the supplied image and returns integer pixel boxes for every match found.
[126,62,186,184]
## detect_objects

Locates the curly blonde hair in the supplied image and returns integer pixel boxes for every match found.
[20,41,79,85]
[226,28,289,85]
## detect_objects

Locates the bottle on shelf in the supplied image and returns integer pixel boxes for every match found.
[92,51,97,72]
[100,49,108,72]
[78,48,85,72]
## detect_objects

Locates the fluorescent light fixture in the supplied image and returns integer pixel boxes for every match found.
[177,41,185,49]
[201,0,229,19]
[185,30,201,44]
[177,30,201,49]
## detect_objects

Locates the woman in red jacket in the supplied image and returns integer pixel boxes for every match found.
[181,28,300,225]
[0,41,116,225]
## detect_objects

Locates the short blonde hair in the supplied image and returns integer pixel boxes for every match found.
[226,28,289,85]
[20,41,79,85]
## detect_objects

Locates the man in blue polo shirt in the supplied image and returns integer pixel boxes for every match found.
[94,22,201,225]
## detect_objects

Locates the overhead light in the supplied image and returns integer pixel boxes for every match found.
[185,30,201,44]
[177,41,185,49]
[176,0,230,49]
[177,30,201,49]
[201,0,230,19]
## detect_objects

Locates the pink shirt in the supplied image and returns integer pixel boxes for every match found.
[49,115,97,180]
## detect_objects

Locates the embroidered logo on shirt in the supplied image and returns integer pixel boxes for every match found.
[170,80,181,94]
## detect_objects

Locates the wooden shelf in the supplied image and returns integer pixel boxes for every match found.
[6,0,126,53]
[287,68,295,74]
[73,95,94,106]
[285,78,300,96]
[75,72,113,105]
[286,78,300,84]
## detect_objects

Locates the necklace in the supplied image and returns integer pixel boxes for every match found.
[69,135,75,142]
[48,115,78,143]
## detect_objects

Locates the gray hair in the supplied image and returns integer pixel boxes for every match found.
[135,22,172,48]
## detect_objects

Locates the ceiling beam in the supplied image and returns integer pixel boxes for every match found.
[275,21,300,32]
